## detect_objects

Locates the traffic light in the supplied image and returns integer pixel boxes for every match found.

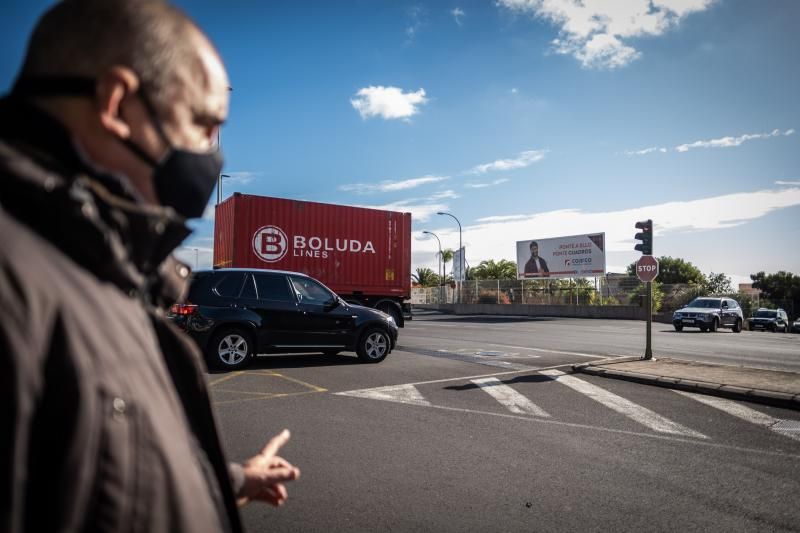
[634,219,653,255]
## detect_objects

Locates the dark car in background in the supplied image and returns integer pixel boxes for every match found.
[672,297,744,333]
[748,308,790,333]
[169,268,398,370]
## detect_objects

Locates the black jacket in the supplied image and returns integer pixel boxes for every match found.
[0,97,243,533]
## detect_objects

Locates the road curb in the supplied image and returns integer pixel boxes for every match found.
[572,363,800,411]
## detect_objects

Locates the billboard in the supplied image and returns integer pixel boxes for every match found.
[516,233,606,279]
[452,247,466,282]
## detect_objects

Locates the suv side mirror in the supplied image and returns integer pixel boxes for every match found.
[721,302,728,309]
[323,298,340,311]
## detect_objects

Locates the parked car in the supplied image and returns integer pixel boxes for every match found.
[672,297,743,333]
[169,268,398,370]
[748,308,790,333]
[792,317,800,334]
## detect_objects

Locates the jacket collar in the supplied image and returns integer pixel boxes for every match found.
[0,96,192,304]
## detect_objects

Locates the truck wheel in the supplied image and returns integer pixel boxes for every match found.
[732,319,742,333]
[674,324,683,332]
[380,304,402,326]
[208,328,253,370]
[357,328,390,363]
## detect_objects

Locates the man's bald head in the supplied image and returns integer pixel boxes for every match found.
[18,0,217,111]
[14,0,230,210]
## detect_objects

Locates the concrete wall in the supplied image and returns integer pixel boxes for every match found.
[415,303,648,321]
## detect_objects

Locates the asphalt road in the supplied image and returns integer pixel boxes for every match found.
[212,313,800,532]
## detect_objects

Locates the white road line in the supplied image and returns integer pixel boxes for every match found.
[540,370,707,439]
[402,336,624,359]
[674,390,800,442]
[470,377,550,417]
[335,384,431,406]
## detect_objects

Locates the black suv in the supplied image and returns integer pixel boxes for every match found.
[672,297,744,332]
[169,268,398,369]
[748,308,790,333]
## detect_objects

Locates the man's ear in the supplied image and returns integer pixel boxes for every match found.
[95,66,140,140]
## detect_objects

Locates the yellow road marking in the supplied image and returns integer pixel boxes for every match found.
[213,389,325,405]
[251,371,327,393]
[208,371,244,386]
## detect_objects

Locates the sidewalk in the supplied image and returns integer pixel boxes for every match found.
[573,357,800,410]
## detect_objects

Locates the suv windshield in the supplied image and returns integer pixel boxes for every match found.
[687,298,721,308]
[755,310,777,318]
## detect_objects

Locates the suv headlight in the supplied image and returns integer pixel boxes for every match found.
[386,315,395,324]
[673,312,682,319]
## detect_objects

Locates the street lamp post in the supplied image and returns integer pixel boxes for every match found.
[437,211,462,303]
[216,174,231,206]
[422,230,443,304]
[215,86,234,206]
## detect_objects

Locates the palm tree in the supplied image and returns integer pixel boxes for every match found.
[472,259,517,280]
[439,249,454,282]
[412,267,440,287]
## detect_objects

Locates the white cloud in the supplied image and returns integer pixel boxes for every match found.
[498,0,716,69]
[222,171,262,185]
[405,6,427,43]
[452,7,465,26]
[676,128,793,152]
[351,86,429,121]
[465,178,510,189]
[413,186,800,273]
[510,88,519,94]
[624,147,668,156]
[339,175,448,194]
[466,149,546,175]
[359,199,449,222]
[202,204,216,221]
[625,128,793,155]
[174,245,214,270]
[430,190,460,200]
[775,180,800,186]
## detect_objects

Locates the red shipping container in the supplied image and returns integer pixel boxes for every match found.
[213,194,411,301]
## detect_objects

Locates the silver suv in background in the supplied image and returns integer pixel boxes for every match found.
[672,297,744,333]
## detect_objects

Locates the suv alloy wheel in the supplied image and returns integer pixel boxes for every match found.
[357,328,390,363]
[208,328,254,370]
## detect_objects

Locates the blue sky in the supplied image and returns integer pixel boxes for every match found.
[2,0,798,284]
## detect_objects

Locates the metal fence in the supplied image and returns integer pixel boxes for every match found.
[411,277,770,318]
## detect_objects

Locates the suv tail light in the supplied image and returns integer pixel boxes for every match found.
[170,303,198,316]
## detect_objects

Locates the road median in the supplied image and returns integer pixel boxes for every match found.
[572,357,800,410]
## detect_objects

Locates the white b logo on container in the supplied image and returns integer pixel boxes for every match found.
[253,225,288,263]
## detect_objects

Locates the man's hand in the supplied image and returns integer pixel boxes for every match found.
[238,429,300,507]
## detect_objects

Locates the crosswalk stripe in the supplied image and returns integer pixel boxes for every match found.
[470,377,550,417]
[540,370,707,439]
[673,390,800,442]
[334,384,431,406]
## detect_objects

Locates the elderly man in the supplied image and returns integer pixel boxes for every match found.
[0,1,298,531]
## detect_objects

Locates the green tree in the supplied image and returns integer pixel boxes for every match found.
[626,256,705,285]
[471,259,517,280]
[703,272,733,294]
[412,267,440,287]
[751,271,800,315]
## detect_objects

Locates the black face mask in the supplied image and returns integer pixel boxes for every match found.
[12,76,224,220]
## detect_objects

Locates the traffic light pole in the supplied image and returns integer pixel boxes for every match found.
[644,281,653,360]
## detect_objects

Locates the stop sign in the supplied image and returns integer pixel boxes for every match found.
[636,255,659,282]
